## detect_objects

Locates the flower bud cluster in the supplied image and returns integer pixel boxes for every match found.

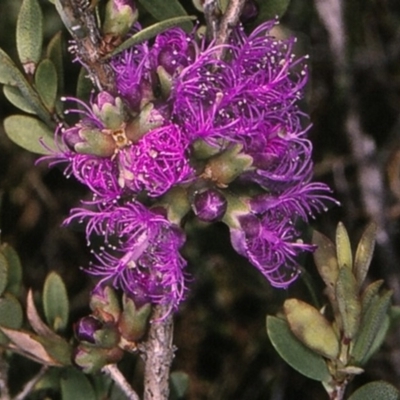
[49,17,337,310]
[74,286,151,372]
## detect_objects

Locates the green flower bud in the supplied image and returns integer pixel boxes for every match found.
[102,0,138,38]
[90,286,121,324]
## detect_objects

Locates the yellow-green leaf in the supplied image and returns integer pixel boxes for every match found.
[17,0,43,71]
[336,222,353,269]
[43,272,69,332]
[354,222,377,288]
[266,316,331,381]
[0,48,21,86]
[35,59,58,111]
[284,299,339,359]
[255,0,290,22]
[4,115,56,155]
[46,31,64,95]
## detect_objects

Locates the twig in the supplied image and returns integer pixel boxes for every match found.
[141,305,174,400]
[13,365,48,400]
[0,354,10,400]
[55,0,115,92]
[204,0,220,40]
[102,364,140,400]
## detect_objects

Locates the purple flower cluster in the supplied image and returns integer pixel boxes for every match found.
[50,19,337,309]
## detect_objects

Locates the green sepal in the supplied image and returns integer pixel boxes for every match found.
[16,0,43,73]
[266,316,330,382]
[119,296,151,341]
[42,271,69,332]
[90,286,121,324]
[75,128,116,157]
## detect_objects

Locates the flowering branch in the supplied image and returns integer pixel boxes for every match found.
[140,305,175,400]
[56,0,116,92]
[102,364,140,400]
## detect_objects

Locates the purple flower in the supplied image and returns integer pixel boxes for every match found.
[75,316,103,343]
[229,213,314,288]
[66,202,187,310]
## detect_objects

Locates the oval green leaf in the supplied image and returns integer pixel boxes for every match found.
[108,16,196,58]
[76,67,93,106]
[61,368,96,400]
[255,0,290,22]
[348,381,400,400]
[0,243,22,296]
[0,48,22,86]
[354,222,377,288]
[336,222,353,269]
[137,0,192,31]
[47,31,64,95]
[266,316,331,382]
[0,253,8,297]
[4,115,56,155]
[35,59,58,111]
[17,0,43,71]
[3,85,37,114]
[43,271,69,332]
[0,294,24,344]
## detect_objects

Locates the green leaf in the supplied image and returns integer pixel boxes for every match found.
[351,290,392,364]
[255,0,290,22]
[17,0,43,71]
[363,314,390,363]
[361,280,384,317]
[266,316,331,382]
[336,222,353,269]
[108,16,197,58]
[336,267,361,340]
[46,31,64,95]
[353,222,377,288]
[3,85,37,114]
[0,243,23,296]
[348,381,400,400]
[170,371,189,400]
[61,368,96,400]
[37,335,72,366]
[0,48,21,86]
[312,230,339,292]
[4,115,56,155]
[0,294,24,345]
[43,272,69,332]
[35,59,58,111]
[0,252,8,297]
[76,67,93,106]
[137,0,192,31]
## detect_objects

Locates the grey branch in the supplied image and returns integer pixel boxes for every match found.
[102,364,140,400]
[0,355,10,400]
[55,0,115,92]
[141,305,174,400]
